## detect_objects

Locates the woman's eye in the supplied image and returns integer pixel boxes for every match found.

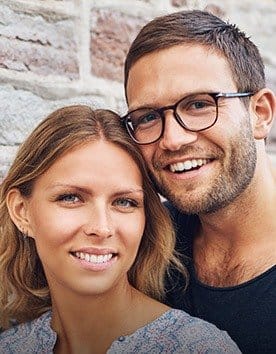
[57,194,81,203]
[114,198,138,209]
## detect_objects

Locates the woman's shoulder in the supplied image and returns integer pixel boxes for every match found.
[0,311,56,353]
[119,309,241,353]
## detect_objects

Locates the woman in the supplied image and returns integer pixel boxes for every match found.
[0,106,240,353]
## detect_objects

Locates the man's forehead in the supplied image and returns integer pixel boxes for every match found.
[127,43,224,76]
[126,44,235,110]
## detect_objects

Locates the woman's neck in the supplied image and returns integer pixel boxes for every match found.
[50,282,168,354]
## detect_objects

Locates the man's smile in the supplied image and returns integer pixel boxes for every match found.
[168,158,210,173]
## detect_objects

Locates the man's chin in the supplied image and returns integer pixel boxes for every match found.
[156,181,221,214]
[148,171,221,214]
[158,187,202,214]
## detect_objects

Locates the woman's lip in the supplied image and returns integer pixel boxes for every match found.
[71,253,118,271]
[71,247,117,255]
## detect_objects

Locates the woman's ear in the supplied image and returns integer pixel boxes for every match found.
[6,189,35,239]
[251,88,276,140]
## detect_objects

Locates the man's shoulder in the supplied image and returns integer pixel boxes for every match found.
[163,200,182,219]
[0,311,55,353]
[163,201,199,253]
[163,201,199,229]
[170,310,241,353]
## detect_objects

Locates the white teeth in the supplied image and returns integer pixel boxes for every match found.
[183,160,192,170]
[197,159,203,166]
[85,253,90,262]
[170,164,176,172]
[90,254,98,263]
[169,159,208,172]
[74,252,113,264]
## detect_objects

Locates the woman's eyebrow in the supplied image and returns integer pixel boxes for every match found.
[46,184,144,195]
[112,189,144,197]
[45,184,90,194]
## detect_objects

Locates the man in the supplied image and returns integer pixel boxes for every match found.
[121,10,276,354]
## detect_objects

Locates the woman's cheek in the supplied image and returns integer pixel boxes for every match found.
[35,213,83,245]
[119,213,145,244]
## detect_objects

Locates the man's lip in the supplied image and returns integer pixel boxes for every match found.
[160,157,214,169]
[70,247,117,255]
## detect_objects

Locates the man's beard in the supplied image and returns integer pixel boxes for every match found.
[150,117,257,215]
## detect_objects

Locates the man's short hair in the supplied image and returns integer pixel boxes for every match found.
[125,10,265,97]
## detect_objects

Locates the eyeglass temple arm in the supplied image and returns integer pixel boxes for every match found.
[215,92,254,98]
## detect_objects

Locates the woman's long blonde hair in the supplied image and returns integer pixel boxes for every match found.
[0,105,187,329]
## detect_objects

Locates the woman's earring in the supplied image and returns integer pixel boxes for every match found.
[20,228,28,240]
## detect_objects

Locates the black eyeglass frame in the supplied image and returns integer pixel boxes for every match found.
[121,92,254,145]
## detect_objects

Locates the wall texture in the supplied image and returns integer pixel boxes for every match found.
[0,0,276,180]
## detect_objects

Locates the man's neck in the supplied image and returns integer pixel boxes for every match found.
[193,163,276,287]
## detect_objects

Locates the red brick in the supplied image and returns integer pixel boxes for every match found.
[203,4,226,18]
[171,0,188,7]
[268,122,276,144]
[90,9,148,82]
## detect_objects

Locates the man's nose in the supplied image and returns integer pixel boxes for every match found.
[159,110,198,151]
[83,206,113,239]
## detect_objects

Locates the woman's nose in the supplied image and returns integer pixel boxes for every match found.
[83,206,113,239]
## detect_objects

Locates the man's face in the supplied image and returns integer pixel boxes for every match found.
[126,44,257,214]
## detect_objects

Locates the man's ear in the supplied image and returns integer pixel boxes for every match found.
[251,88,276,140]
[6,189,35,239]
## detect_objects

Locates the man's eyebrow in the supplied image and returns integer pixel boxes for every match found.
[128,103,155,111]
[128,91,219,111]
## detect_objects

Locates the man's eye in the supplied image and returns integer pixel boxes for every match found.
[114,198,138,208]
[192,101,208,109]
[189,100,215,110]
[57,194,80,203]
[179,99,216,115]
[138,112,159,125]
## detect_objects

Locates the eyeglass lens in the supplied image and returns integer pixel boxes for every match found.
[126,93,217,144]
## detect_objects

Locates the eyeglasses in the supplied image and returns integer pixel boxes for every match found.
[121,92,253,145]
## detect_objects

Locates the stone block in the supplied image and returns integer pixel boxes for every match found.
[90,8,148,82]
[0,84,114,146]
[0,4,78,79]
[0,145,18,182]
[171,0,188,7]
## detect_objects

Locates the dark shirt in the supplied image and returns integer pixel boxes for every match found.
[164,201,276,354]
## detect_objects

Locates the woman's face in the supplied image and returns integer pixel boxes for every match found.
[24,140,145,297]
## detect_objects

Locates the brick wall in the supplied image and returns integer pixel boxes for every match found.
[1,0,276,180]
